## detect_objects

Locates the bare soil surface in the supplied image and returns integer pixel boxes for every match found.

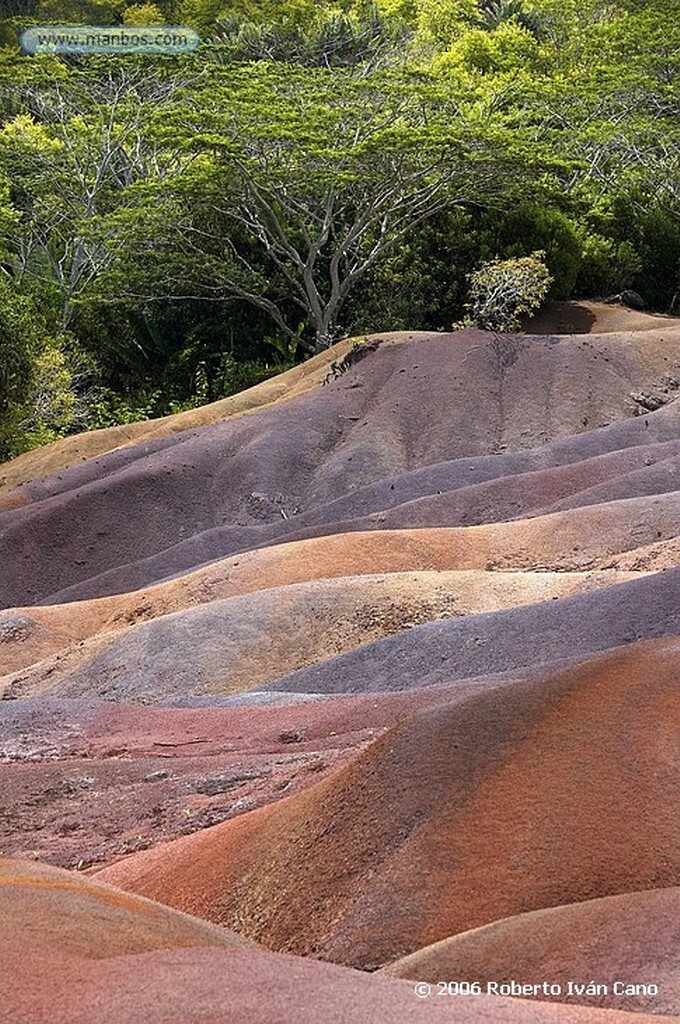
[382,887,680,1015]
[1,326,679,608]
[1,316,678,1022]
[523,299,680,335]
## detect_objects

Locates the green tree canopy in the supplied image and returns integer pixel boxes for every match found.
[102,61,538,350]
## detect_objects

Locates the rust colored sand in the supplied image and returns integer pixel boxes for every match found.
[0,680,522,869]
[95,638,680,971]
[0,857,250,959]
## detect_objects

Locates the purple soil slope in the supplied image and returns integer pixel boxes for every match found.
[0,568,639,678]
[34,476,680,608]
[1,328,678,607]
[272,397,680,530]
[365,448,680,528]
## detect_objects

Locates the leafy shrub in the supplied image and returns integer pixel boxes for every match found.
[415,0,478,44]
[122,3,165,24]
[344,207,479,332]
[459,250,553,331]
[83,387,163,431]
[23,341,78,441]
[36,0,123,22]
[615,204,680,310]
[82,354,294,432]
[211,353,294,399]
[0,279,36,423]
[435,20,541,76]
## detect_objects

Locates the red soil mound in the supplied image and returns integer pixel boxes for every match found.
[5,858,671,1024]
[95,637,680,970]
[1,315,678,1022]
[382,887,680,1016]
[0,678,517,869]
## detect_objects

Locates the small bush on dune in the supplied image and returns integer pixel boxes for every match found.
[458,251,553,331]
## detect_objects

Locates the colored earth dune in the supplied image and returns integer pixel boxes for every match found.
[0,302,679,1023]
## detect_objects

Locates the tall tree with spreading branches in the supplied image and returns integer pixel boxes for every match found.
[103,62,534,352]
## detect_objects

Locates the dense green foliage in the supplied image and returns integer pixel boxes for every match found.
[0,0,678,457]
[0,277,80,455]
